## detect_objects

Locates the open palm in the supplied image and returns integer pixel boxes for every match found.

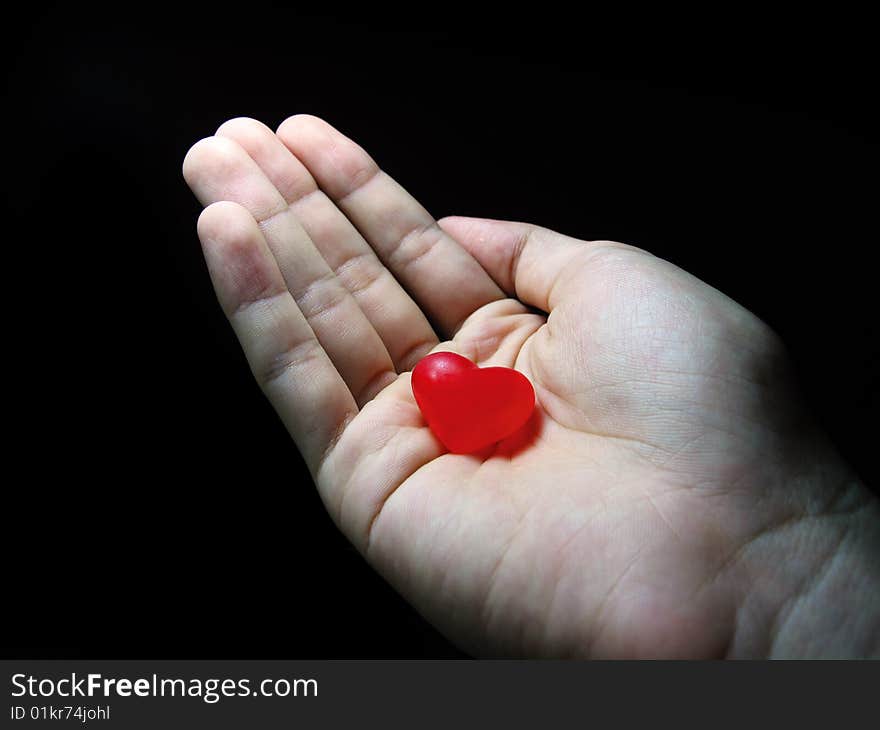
[183,116,844,658]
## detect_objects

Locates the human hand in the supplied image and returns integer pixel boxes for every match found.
[183,116,879,658]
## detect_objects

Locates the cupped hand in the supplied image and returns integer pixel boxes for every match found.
[183,116,874,657]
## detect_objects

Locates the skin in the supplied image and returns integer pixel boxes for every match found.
[183,115,879,658]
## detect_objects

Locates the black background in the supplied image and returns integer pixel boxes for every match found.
[4,4,877,658]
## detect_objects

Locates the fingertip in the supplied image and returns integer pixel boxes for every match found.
[436,216,482,248]
[216,116,270,133]
[182,135,244,187]
[182,135,215,184]
[276,113,325,138]
[196,200,255,244]
[438,216,534,249]
[196,202,287,317]
[437,214,486,227]
[437,217,535,294]
[276,115,379,201]
[216,116,275,142]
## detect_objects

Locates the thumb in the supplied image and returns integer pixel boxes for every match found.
[437,216,609,313]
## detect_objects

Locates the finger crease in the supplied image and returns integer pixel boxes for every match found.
[290,271,344,319]
[315,409,359,483]
[283,185,322,208]
[334,251,384,297]
[396,337,438,372]
[355,367,397,405]
[336,165,382,206]
[260,336,325,387]
[254,201,293,227]
[230,288,289,317]
[389,221,443,274]
[508,227,532,300]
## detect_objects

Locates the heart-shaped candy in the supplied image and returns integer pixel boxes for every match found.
[411,352,535,454]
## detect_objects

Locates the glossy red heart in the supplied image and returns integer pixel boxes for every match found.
[411,352,535,454]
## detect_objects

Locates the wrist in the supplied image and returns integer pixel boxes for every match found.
[730,468,880,658]
[766,484,879,658]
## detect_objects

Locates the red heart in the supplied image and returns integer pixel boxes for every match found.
[411,352,536,454]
